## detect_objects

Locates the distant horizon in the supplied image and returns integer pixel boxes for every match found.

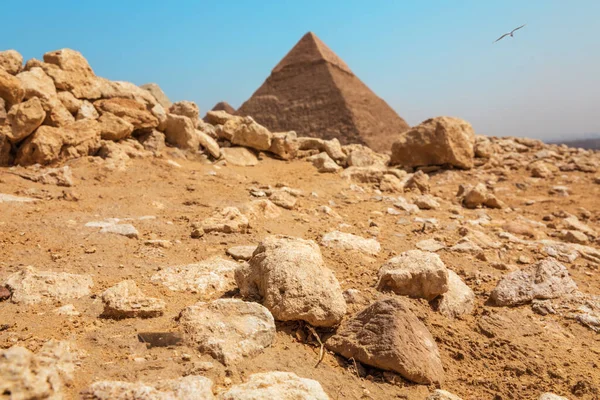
[2,1,598,141]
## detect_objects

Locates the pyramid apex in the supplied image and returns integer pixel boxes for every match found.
[272,32,352,74]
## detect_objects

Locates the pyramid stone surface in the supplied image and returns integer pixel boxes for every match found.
[237,32,409,152]
[211,101,235,114]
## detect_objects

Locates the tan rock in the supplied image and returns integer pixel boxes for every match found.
[309,152,341,173]
[83,376,215,400]
[218,116,272,151]
[269,131,298,160]
[236,235,346,327]
[391,117,475,169]
[140,82,172,109]
[138,129,166,153]
[434,270,475,318]
[42,48,103,99]
[270,190,297,209]
[170,100,199,121]
[326,298,444,384]
[6,97,46,143]
[57,90,82,113]
[94,98,158,131]
[380,174,405,192]
[0,131,11,166]
[321,230,381,255]
[221,147,258,166]
[101,280,165,319]
[164,113,198,150]
[197,129,220,158]
[0,50,23,75]
[202,207,249,234]
[0,67,25,106]
[405,170,430,193]
[99,80,158,108]
[151,103,167,131]
[205,110,237,125]
[460,183,503,209]
[76,100,99,120]
[98,112,134,141]
[218,371,329,400]
[243,199,282,220]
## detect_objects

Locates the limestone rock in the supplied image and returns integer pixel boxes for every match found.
[459,183,503,209]
[0,50,23,75]
[218,116,272,151]
[151,103,168,131]
[5,96,46,143]
[391,117,475,169]
[434,270,475,318]
[538,393,569,400]
[0,66,25,106]
[42,48,103,99]
[57,90,82,113]
[0,193,37,203]
[236,235,346,327]
[94,98,158,131]
[170,100,200,121]
[164,113,198,150]
[138,129,166,153]
[151,257,240,300]
[377,250,449,301]
[221,147,258,166]
[76,100,99,120]
[83,376,215,400]
[269,190,297,209]
[197,129,220,158]
[4,266,93,305]
[201,207,249,234]
[269,131,298,160]
[380,174,405,192]
[490,258,578,306]
[218,371,329,400]
[242,199,282,220]
[321,230,381,255]
[405,170,430,193]
[98,112,134,141]
[179,299,276,365]
[101,280,165,319]
[414,194,441,210]
[427,390,463,400]
[298,137,346,162]
[562,230,589,244]
[205,110,236,125]
[326,298,444,384]
[309,152,341,173]
[0,132,12,166]
[227,246,257,261]
[140,83,172,109]
[416,239,446,252]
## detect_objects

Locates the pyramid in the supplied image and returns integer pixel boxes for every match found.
[236,32,410,152]
[211,101,236,114]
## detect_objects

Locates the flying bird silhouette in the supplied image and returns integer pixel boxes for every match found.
[494,24,526,43]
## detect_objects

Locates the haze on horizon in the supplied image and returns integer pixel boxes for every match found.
[2,0,598,142]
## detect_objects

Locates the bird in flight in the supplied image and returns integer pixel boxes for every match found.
[494,24,526,43]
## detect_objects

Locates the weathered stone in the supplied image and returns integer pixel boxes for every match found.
[76,100,99,120]
[405,170,430,193]
[562,230,589,244]
[460,183,503,209]
[377,250,449,301]
[164,113,199,150]
[269,191,297,209]
[5,97,46,143]
[242,199,282,220]
[218,116,272,150]
[138,129,166,153]
[538,394,568,400]
[0,67,25,106]
[0,50,23,75]
[179,299,275,365]
[42,48,103,99]
[326,298,444,384]
[101,280,165,319]
[98,112,134,141]
[236,235,346,327]
[298,137,346,162]
[321,231,380,255]
[0,131,11,166]
[221,147,258,166]
[391,117,475,169]
[427,389,463,400]
[205,110,236,125]
[341,166,386,183]
[140,83,172,109]
[434,270,475,318]
[170,100,200,121]
[394,196,419,214]
[4,266,93,305]
[563,216,596,237]
[202,207,249,234]
[0,193,37,203]
[218,371,329,400]
[99,223,139,238]
[57,90,82,113]
[416,239,446,252]
[414,194,440,210]
[227,246,257,261]
[490,258,578,306]
[94,98,158,131]
[269,131,298,160]
[83,376,215,400]
[309,152,341,173]
[151,257,240,300]
[197,129,220,158]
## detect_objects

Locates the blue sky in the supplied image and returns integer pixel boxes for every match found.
[2,1,599,140]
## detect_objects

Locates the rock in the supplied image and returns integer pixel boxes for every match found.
[221,147,258,166]
[99,80,158,109]
[416,239,446,252]
[4,266,93,305]
[474,137,494,158]
[140,83,172,109]
[242,199,282,220]
[8,165,73,186]
[269,131,298,160]
[563,216,596,237]
[270,191,297,209]
[321,231,381,255]
[202,207,249,234]
[53,304,80,316]
[377,250,449,301]
[0,132,11,166]
[394,196,419,214]
[391,117,475,169]
[41,48,103,99]
[309,152,341,173]
[0,340,79,400]
[76,100,99,120]
[83,376,215,400]
[449,238,483,254]
[138,129,166,153]
[94,98,158,131]
[227,246,257,261]
[101,280,165,319]
[297,137,346,162]
[205,110,236,125]
[489,258,578,306]
[178,299,275,365]
[414,194,440,210]
[220,116,272,151]
[164,113,199,150]
[197,129,220,158]
[530,162,554,178]
[345,145,388,167]
[549,185,569,196]
[236,235,346,327]
[380,174,404,192]
[0,66,25,106]
[151,103,167,131]
[538,394,569,400]
[0,50,23,75]
[562,230,589,245]
[460,183,503,209]
[57,90,82,113]
[170,100,200,121]
[17,67,74,126]
[326,298,444,384]
[0,193,37,203]
[434,270,475,318]
[218,371,329,400]
[99,223,139,238]
[405,170,430,193]
[5,96,46,143]
[427,390,463,400]
[98,112,134,141]
[151,257,240,300]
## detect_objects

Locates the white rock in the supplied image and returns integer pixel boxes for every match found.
[427,389,464,400]
[538,394,569,400]
[0,193,37,203]
[434,270,475,318]
[321,230,381,255]
[83,376,215,400]
[218,371,329,400]
[99,223,139,238]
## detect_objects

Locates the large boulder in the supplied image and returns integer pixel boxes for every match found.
[5,96,46,143]
[197,129,220,158]
[326,298,444,384]
[97,112,134,141]
[164,113,199,150]
[236,235,346,327]
[0,67,25,106]
[377,250,449,301]
[221,147,259,166]
[218,372,329,400]
[217,116,272,151]
[0,50,23,75]
[489,258,578,306]
[93,98,158,131]
[269,131,298,160]
[140,82,172,109]
[101,280,165,319]
[40,48,103,99]
[390,117,475,169]
[4,266,93,305]
[178,299,276,365]
[170,100,200,121]
[83,376,215,400]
